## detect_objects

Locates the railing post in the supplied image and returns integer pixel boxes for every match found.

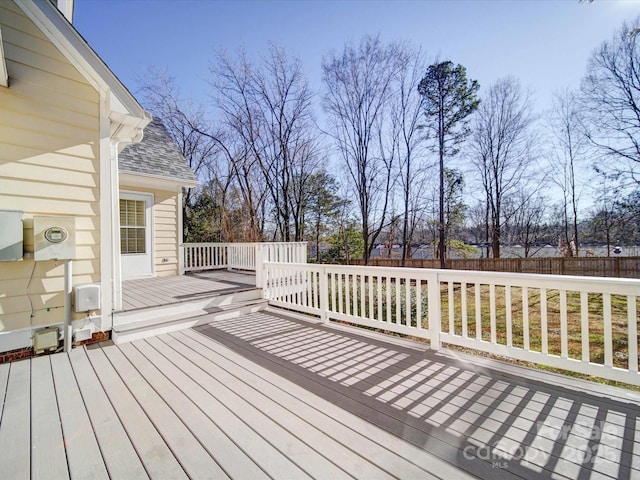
[427,271,441,350]
[319,265,329,323]
[255,243,265,293]
[179,244,185,275]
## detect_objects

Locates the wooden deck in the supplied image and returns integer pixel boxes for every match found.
[1,310,639,479]
[120,270,256,312]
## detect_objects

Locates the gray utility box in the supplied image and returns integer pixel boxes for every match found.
[33,216,76,261]
[0,210,23,261]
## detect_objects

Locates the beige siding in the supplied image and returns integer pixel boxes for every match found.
[120,186,180,277]
[0,2,100,332]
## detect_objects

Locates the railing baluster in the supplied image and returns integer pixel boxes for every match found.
[490,284,497,344]
[628,295,638,373]
[505,285,512,347]
[603,293,613,367]
[386,276,392,324]
[448,282,454,334]
[581,291,589,362]
[461,282,468,338]
[368,275,374,321]
[345,273,351,316]
[523,286,530,351]
[560,290,568,358]
[405,276,411,327]
[338,272,343,315]
[352,274,358,316]
[395,277,401,325]
[541,288,548,355]
[416,279,422,329]
[330,271,336,312]
[361,274,366,318]
[377,275,383,322]
[475,283,481,341]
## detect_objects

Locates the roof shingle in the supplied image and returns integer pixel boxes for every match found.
[119,118,198,185]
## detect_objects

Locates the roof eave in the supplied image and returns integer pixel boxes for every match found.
[119,171,200,191]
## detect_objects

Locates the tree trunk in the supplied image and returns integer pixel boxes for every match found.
[438,110,446,269]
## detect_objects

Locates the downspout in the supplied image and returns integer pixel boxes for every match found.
[110,123,145,312]
[99,92,114,333]
[111,139,122,312]
[63,259,72,352]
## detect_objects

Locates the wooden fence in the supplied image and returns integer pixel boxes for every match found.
[345,256,640,278]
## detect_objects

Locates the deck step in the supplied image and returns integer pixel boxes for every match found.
[112,289,266,344]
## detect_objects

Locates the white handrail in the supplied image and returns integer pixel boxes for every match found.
[182,242,307,272]
[262,262,640,385]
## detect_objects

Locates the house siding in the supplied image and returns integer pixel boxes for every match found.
[0,1,101,334]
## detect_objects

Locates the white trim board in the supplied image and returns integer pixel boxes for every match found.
[0,25,8,87]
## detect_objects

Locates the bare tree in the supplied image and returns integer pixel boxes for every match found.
[503,191,546,258]
[322,35,403,264]
[581,16,640,185]
[210,45,318,242]
[418,61,479,268]
[137,67,217,241]
[471,77,537,258]
[548,88,588,256]
[393,45,430,265]
[209,128,267,241]
[252,45,319,241]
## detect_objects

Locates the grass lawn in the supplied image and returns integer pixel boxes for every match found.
[439,284,638,369]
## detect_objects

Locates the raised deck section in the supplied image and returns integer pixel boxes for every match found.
[113,271,265,343]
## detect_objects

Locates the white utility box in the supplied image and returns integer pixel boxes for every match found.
[0,210,23,261]
[33,327,59,353]
[74,326,94,342]
[74,284,101,312]
[33,216,76,261]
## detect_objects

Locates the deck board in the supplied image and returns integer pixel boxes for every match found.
[0,361,31,479]
[0,362,10,421]
[67,347,149,479]
[31,356,69,480]
[122,341,270,480]
[168,330,390,480]
[50,353,109,479]
[145,335,315,479]
[102,345,229,480]
[84,347,188,479]
[1,308,639,479]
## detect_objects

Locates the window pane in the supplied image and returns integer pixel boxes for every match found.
[120,198,147,254]
[120,226,146,254]
[120,199,145,227]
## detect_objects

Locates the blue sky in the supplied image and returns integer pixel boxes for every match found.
[74,0,640,117]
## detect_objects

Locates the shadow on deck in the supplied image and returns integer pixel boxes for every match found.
[197,310,640,479]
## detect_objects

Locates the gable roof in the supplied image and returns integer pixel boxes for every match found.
[119,118,199,187]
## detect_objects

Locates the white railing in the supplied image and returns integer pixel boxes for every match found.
[261,262,640,385]
[182,242,307,272]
